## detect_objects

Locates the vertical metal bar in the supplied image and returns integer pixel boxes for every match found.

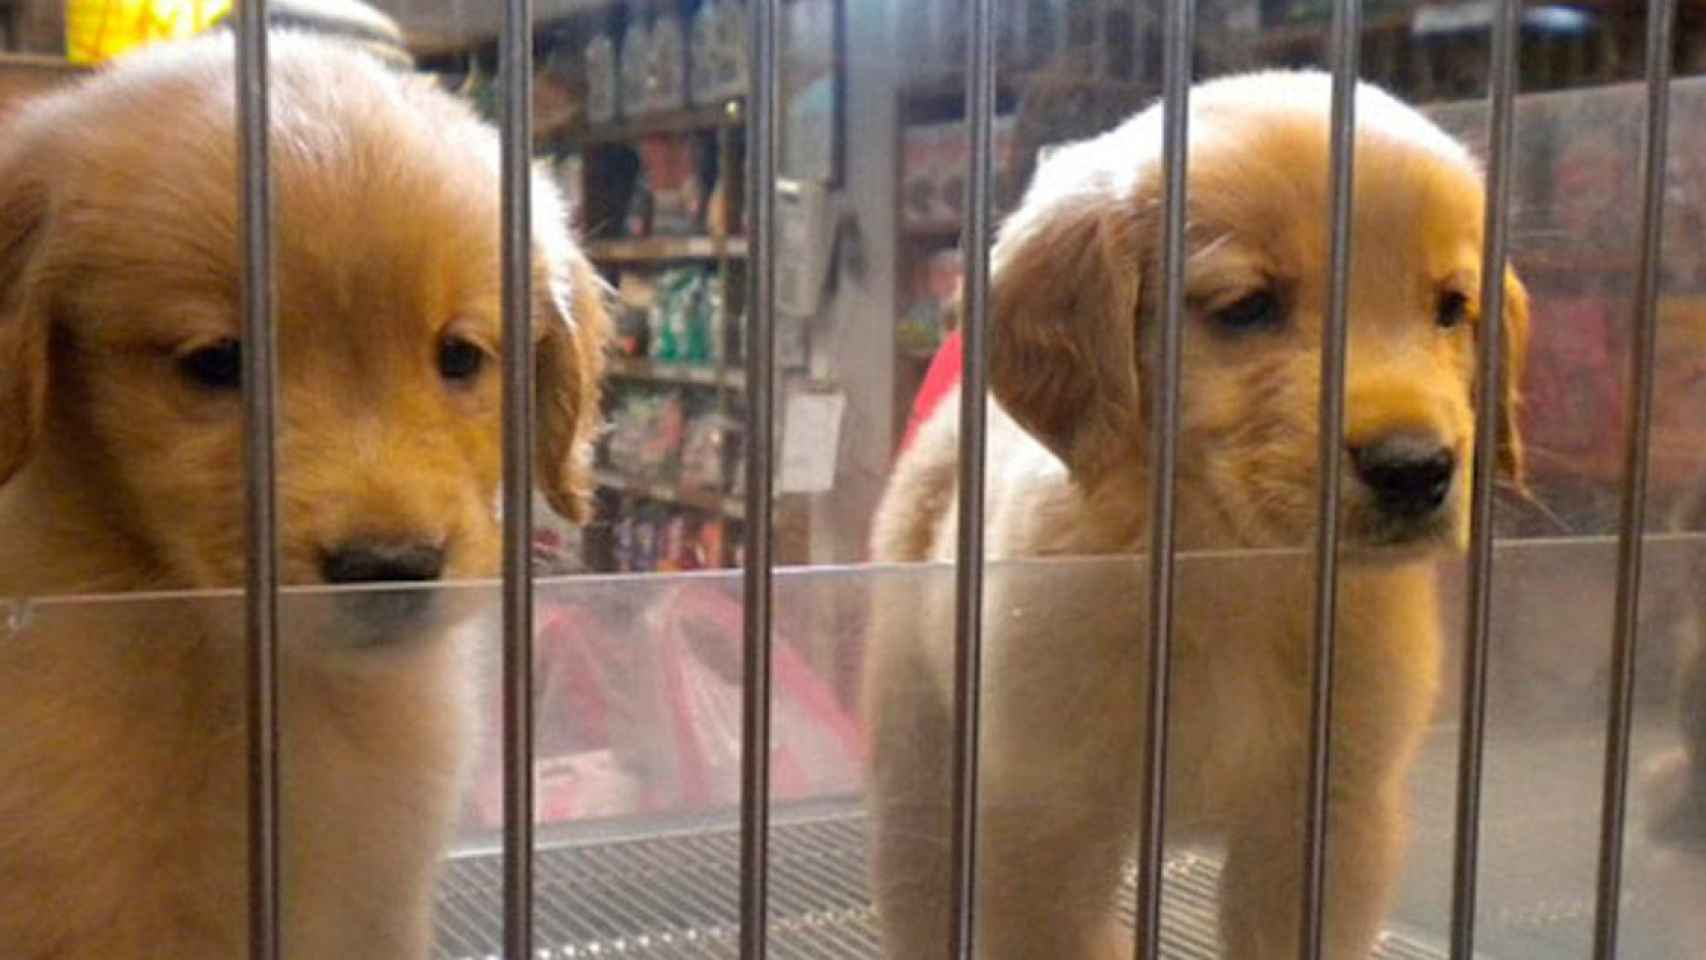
[1300,1,1359,957]
[1593,3,1676,956]
[1449,1,1520,956]
[235,2,279,958]
[739,0,778,955]
[948,0,996,954]
[499,0,536,955]
[1133,2,1193,958]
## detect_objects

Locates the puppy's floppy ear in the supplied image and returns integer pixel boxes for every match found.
[533,249,612,524]
[1497,267,1530,489]
[0,143,50,488]
[988,188,1147,478]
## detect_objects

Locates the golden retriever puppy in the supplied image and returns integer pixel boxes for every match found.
[865,71,1530,959]
[0,33,609,959]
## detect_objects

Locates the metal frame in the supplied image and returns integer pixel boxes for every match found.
[497,0,538,955]
[947,0,997,955]
[1594,3,1678,957]
[1449,2,1521,957]
[1135,2,1196,958]
[234,1,278,957]
[740,0,780,955]
[1300,2,1362,956]
[220,1,1680,957]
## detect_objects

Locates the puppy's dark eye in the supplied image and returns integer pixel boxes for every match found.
[437,335,487,384]
[1211,290,1284,332]
[177,339,242,390]
[1436,291,1470,329]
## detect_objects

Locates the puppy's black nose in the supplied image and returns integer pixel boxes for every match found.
[1351,435,1455,518]
[320,542,445,585]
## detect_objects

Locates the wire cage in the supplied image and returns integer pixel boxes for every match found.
[4,0,1704,958]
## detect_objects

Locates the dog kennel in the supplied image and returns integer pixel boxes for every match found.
[3,0,1706,958]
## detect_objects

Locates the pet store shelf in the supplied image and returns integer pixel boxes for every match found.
[903,222,964,241]
[608,357,747,390]
[586,236,749,263]
[596,470,745,519]
[548,100,744,145]
[1241,10,1412,52]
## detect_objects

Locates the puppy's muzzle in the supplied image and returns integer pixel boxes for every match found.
[320,540,445,627]
[1350,433,1455,520]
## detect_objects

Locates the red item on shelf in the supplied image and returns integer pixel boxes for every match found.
[898,328,964,457]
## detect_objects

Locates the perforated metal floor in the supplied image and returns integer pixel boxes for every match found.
[432,811,1453,959]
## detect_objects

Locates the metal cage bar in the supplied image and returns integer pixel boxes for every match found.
[1593,3,1678,956]
[738,0,780,955]
[1134,2,1195,957]
[499,0,538,955]
[947,0,997,955]
[948,0,998,955]
[1300,2,1361,956]
[235,0,279,957]
[1449,2,1520,956]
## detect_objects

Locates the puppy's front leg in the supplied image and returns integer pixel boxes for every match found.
[1218,782,1405,960]
[867,635,958,958]
[972,795,1137,959]
[868,637,1141,959]
[871,721,1140,959]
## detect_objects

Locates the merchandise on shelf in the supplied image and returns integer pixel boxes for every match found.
[606,503,732,573]
[899,247,964,352]
[690,0,749,103]
[647,267,719,364]
[697,516,726,569]
[584,29,618,125]
[647,9,689,113]
[605,390,689,482]
[599,132,721,239]
[619,17,651,121]
[636,134,709,235]
[680,411,735,495]
[689,1,719,104]
[901,114,1018,230]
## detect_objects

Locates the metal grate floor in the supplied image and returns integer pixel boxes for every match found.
[433,811,1454,959]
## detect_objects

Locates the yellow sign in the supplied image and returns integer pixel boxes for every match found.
[65,0,234,65]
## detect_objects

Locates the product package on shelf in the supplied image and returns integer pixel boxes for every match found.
[690,0,749,103]
[584,28,618,125]
[647,9,689,113]
[900,114,1018,231]
[647,267,721,364]
[470,601,643,825]
[898,247,964,353]
[605,390,689,483]
[469,579,861,827]
[679,411,736,495]
[635,134,710,235]
[607,503,733,573]
[619,18,651,121]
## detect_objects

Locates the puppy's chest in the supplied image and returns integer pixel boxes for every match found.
[0,637,247,951]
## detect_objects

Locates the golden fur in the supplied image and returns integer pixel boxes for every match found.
[0,34,609,958]
[865,71,1531,959]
